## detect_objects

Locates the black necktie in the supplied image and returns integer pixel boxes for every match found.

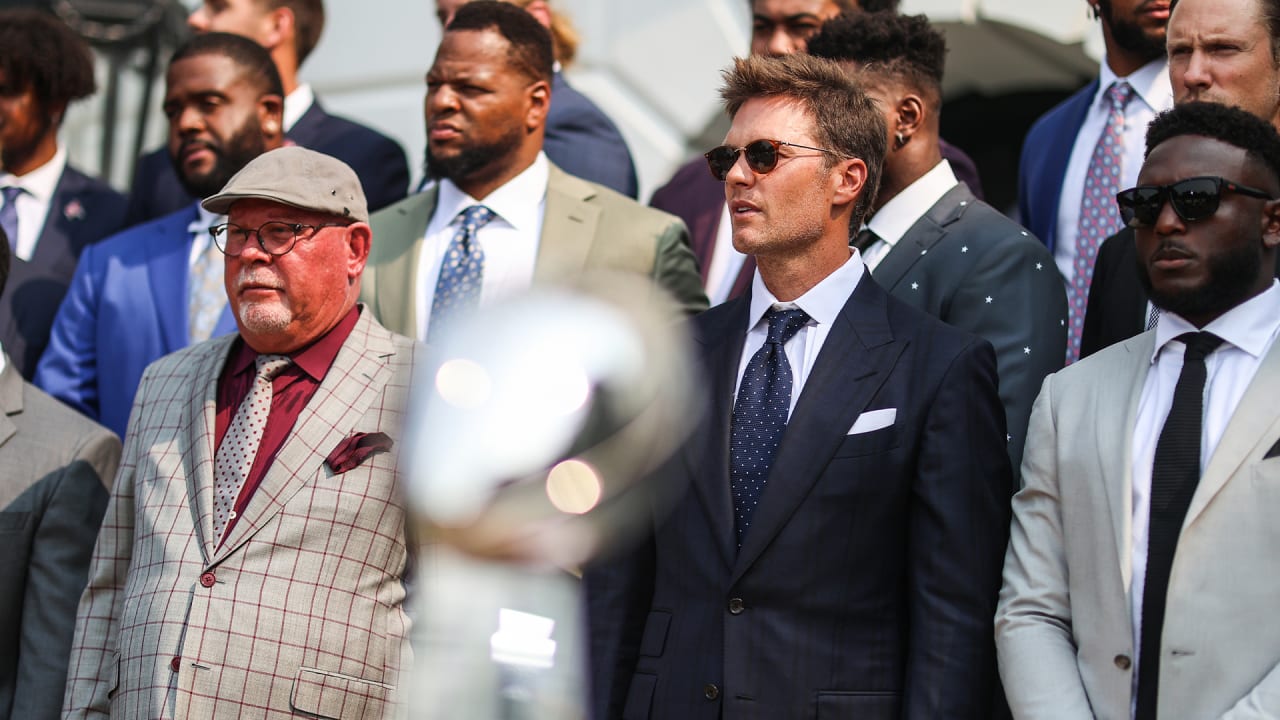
[1135,331,1225,720]
[729,307,810,548]
[852,227,879,253]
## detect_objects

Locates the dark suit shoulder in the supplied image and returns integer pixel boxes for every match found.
[1022,81,1096,151]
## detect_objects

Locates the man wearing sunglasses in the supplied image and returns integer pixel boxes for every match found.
[1083,0,1280,357]
[999,101,1280,719]
[587,53,1011,720]
[64,147,417,719]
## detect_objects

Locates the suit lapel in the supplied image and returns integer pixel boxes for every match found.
[869,184,971,290]
[731,277,899,583]
[377,191,437,336]
[30,171,79,273]
[285,100,326,146]
[0,357,22,450]
[182,336,236,564]
[1186,338,1280,528]
[213,312,394,562]
[146,205,200,351]
[686,298,749,569]
[1096,334,1155,588]
[533,166,599,282]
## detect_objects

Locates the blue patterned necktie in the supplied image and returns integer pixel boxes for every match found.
[1,186,23,251]
[429,205,495,343]
[729,307,810,548]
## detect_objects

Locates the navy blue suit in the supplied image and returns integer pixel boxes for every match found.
[586,274,1012,720]
[544,72,638,199]
[1017,80,1096,253]
[121,99,409,225]
[0,166,126,380]
[34,204,237,437]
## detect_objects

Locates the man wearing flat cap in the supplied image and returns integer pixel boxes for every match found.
[63,146,416,719]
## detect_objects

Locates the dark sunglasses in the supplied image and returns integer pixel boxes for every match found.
[1116,175,1275,228]
[704,138,845,181]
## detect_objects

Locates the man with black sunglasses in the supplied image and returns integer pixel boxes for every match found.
[587,52,1011,720]
[999,101,1280,719]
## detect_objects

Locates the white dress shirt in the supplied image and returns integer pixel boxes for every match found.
[863,159,960,272]
[1128,281,1280,704]
[283,83,315,134]
[1055,57,1172,283]
[0,145,68,261]
[735,252,865,418]
[186,205,227,266]
[414,153,550,341]
[706,204,748,306]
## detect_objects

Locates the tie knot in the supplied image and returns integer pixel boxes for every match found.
[254,354,291,381]
[852,227,880,253]
[1,186,22,204]
[458,205,495,232]
[1177,331,1225,362]
[764,307,810,346]
[1106,81,1134,111]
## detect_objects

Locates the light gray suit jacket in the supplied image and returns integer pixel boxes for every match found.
[0,353,119,720]
[63,311,416,720]
[997,330,1280,719]
[360,163,707,337]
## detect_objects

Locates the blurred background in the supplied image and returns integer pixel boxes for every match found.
[6,0,1102,215]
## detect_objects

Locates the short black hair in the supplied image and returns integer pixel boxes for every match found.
[0,8,96,117]
[1146,101,1280,187]
[808,12,946,101]
[447,0,554,83]
[169,31,285,97]
[858,0,902,10]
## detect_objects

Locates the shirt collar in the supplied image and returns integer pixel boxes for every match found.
[866,159,959,245]
[1096,55,1171,115]
[230,304,362,381]
[187,204,227,237]
[747,251,865,332]
[283,83,315,133]
[1151,280,1280,363]
[0,144,67,203]
[435,152,549,233]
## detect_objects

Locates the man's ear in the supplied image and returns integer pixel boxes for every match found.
[263,6,294,53]
[832,156,869,209]
[258,95,285,147]
[892,94,925,149]
[1261,198,1280,250]
[345,222,372,280]
[525,80,551,131]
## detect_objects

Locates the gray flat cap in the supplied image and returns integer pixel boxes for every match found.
[202,146,369,222]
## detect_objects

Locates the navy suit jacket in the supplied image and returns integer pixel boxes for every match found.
[544,72,638,199]
[0,166,126,380]
[34,204,237,438]
[586,274,1012,720]
[121,99,409,226]
[1018,80,1096,253]
[652,144,985,304]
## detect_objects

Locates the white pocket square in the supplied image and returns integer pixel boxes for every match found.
[848,408,896,435]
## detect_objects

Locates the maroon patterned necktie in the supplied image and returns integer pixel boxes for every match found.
[1068,81,1134,363]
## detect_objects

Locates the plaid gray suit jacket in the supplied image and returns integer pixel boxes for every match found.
[63,309,417,720]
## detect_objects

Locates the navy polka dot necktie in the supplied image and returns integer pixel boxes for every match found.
[429,204,495,343]
[730,307,810,548]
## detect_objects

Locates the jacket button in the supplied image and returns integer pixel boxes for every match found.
[170,656,181,672]
[727,598,745,615]
[703,683,720,700]
[199,572,216,588]
[1114,654,1132,670]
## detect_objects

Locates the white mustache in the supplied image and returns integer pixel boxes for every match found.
[234,269,284,293]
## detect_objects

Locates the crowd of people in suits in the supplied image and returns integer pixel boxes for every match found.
[0,0,1279,717]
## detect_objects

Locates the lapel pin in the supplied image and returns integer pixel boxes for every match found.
[64,199,85,221]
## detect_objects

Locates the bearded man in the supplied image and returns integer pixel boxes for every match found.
[35,32,285,437]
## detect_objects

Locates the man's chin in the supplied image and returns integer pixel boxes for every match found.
[236,301,292,337]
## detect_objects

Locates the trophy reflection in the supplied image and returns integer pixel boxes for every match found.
[402,275,701,719]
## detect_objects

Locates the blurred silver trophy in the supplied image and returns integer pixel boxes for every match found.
[402,273,701,719]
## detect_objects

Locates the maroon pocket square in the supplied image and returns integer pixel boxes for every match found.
[326,432,394,473]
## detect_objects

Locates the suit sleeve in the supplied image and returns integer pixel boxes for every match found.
[948,230,1066,483]
[62,411,142,718]
[995,374,1096,719]
[13,430,118,720]
[353,134,410,214]
[33,245,103,424]
[904,337,1012,718]
[583,522,657,720]
[650,219,709,315]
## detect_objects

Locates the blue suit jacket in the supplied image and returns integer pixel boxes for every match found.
[1017,79,1096,253]
[121,99,410,226]
[34,204,236,438]
[586,275,1012,720]
[544,72,638,199]
[0,166,126,380]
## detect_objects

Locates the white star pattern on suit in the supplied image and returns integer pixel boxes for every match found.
[212,354,290,542]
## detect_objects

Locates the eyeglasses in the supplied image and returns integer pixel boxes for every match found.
[1115,176,1275,228]
[704,138,845,181]
[208,221,347,256]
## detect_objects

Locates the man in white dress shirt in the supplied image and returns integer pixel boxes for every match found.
[998,100,1280,719]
